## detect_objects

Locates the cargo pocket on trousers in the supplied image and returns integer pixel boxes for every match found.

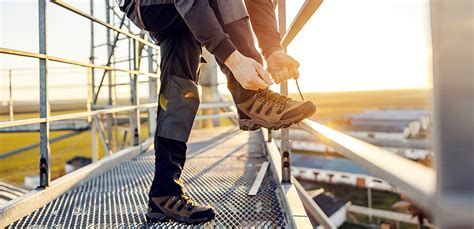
[157,75,200,142]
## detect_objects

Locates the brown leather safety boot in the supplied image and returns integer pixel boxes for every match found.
[146,194,215,224]
[237,89,316,131]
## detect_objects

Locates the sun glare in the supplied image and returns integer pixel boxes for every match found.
[281,0,432,93]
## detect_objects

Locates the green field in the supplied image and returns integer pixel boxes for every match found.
[0,130,104,184]
[0,89,430,187]
[0,121,150,185]
[0,107,156,184]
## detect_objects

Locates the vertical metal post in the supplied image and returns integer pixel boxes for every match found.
[210,53,221,127]
[200,49,220,128]
[131,39,141,146]
[8,70,13,121]
[430,0,474,227]
[127,21,134,145]
[209,51,221,127]
[367,183,373,223]
[111,0,120,150]
[38,0,50,188]
[278,0,291,183]
[147,37,157,138]
[87,67,98,162]
[105,0,116,151]
[89,0,95,92]
[89,0,98,162]
[128,21,132,73]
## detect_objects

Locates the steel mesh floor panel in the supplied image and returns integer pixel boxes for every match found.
[9,127,287,228]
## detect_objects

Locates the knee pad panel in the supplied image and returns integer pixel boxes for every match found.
[157,76,200,142]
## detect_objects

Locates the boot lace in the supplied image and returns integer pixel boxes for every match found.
[254,89,292,110]
[179,193,198,211]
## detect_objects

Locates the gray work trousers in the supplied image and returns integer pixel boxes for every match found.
[141,2,262,197]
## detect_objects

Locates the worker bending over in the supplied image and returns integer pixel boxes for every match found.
[119,0,316,224]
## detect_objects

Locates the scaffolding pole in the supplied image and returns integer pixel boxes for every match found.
[147,37,157,137]
[278,0,292,184]
[200,49,220,128]
[131,39,141,146]
[89,0,98,161]
[8,70,13,121]
[38,0,50,188]
[105,0,116,152]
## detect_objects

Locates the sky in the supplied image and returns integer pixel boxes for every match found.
[0,0,432,102]
[283,0,432,92]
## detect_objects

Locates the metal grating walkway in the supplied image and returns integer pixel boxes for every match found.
[8,127,287,228]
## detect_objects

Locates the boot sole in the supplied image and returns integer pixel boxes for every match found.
[146,211,216,225]
[239,104,316,131]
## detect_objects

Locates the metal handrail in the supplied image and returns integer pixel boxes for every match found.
[0,101,237,129]
[298,119,436,211]
[0,103,157,129]
[0,47,159,78]
[50,0,158,49]
[293,179,336,228]
[282,0,323,48]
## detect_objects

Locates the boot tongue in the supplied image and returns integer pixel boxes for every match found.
[181,193,197,206]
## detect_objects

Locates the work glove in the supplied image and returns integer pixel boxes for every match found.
[225,50,273,90]
[266,50,300,84]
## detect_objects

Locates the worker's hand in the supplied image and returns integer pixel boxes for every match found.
[266,50,300,84]
[224,50,273,90]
